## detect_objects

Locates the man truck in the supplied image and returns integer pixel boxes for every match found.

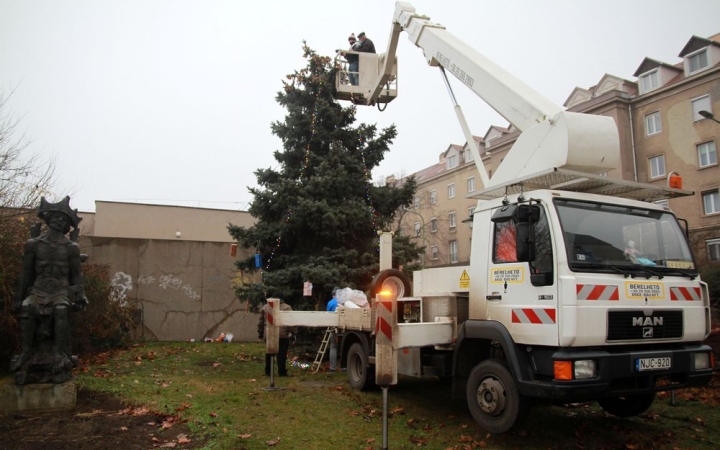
[264,2,714,433]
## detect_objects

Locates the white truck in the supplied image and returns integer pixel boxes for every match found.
[265,2,714,434]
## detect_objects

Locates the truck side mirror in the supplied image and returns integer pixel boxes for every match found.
[515,205,540,223]
[491,205,517,223]
[515,222,534,262]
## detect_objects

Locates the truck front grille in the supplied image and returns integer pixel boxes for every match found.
[607,310,683,341]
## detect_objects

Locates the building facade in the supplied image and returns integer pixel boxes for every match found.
[398,32,720,268]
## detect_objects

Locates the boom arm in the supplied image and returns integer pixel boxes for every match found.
[369,2,619,189]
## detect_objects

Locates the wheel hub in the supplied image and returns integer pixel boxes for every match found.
[476,377,506,415]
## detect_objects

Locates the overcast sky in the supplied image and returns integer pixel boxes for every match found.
[2,0,720,213]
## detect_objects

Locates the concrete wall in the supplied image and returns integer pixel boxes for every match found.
[76,201,261,342]
[80,236,260,342]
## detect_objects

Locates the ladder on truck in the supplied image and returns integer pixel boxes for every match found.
[311,327,334,373]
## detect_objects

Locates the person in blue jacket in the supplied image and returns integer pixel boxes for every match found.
[326,287,340,371]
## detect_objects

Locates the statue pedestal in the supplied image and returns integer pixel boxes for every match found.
[0,378,77,413]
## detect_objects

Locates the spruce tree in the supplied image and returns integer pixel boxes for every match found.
[228,44,420,311]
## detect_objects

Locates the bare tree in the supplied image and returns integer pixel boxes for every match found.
[0,90,56,216]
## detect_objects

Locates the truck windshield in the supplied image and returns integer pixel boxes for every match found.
[554,198,696,276]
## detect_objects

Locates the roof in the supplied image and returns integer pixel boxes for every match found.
[633,57,683,77]
[678,35,720,57]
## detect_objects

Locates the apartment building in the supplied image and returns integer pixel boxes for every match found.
[397,32,720,267]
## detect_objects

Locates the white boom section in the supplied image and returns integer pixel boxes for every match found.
[372,2,620,189]
[268,307,454,349]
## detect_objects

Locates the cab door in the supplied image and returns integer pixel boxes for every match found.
[485,203,558,346]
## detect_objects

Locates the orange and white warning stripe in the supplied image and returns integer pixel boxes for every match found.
[511,308,556,324]
[669,286,701,301]
[576,284,619,301]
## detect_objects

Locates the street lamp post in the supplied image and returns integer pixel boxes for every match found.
[401,207,426,268]
[699,110,720,124]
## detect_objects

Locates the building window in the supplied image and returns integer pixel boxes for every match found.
[645,111,661,136]
[639,69,660,93]
[688,49,709,74]
[414,196,420,208]
[708,239,720,261]
[449,211,456,228]
[448,184,455,199]
[467,176,475,193]
[447,154,458,169]
[430,218,438,233]
[649,155,665,179]
[698,141,718,168]
[429,189,437,204]
[464,149,474,163]
[702,189,720,215]
[449,240,458,263]
[414,222,421,237]
[692,95,711,121]
[431,245,439,260]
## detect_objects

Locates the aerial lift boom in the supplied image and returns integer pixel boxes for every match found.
[343,2,620,190]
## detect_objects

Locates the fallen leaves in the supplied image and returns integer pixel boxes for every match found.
[265,436,281,446]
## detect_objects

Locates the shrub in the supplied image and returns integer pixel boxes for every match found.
[0,211,34,371]
[71,263,136,355]
[700,264,720,319]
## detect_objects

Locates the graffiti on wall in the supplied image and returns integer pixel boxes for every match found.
[110,272,133,305]
[144,273,200,300]
[112,272,201,301]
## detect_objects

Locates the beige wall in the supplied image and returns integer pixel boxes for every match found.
[78,202,261,341]
[91,201,254,242]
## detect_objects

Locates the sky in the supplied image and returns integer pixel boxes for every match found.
[2,0,720,213]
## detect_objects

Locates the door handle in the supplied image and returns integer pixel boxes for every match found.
[486,294,502,301]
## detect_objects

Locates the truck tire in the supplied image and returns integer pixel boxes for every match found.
[597,393,655,418]
[466,360,529,434]
[347,342,375,390]
[369,269,411,299]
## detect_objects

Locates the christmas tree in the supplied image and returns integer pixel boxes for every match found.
[228,44,420,311]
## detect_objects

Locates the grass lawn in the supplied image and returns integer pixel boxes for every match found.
[75,342,719,450]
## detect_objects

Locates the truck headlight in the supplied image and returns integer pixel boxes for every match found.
[692,352,711,370]
[574,360,596,379]
[554,360,597,380]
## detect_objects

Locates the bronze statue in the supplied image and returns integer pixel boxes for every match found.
[11,196,88,385]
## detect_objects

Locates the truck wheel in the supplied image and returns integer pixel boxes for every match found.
[347,342,375,390]
[466,360,529,434]
[369,269,411,298]
[597,393,655,418]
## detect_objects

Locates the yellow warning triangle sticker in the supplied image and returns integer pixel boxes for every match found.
[460,270,470,281]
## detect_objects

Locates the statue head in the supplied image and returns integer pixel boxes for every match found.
[38,196,82,234]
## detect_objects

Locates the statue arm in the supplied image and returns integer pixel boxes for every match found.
[68,242,88,309]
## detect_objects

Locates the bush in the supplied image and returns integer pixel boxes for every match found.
[71,263,136,355]
[700,264,720,319]
[0,211,34,371]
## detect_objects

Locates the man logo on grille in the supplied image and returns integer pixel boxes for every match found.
[643,327,654,338]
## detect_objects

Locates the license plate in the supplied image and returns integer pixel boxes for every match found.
[635,357,671,372]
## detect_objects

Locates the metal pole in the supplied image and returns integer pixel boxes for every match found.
[260,355,286,391]
[382,386,389,450]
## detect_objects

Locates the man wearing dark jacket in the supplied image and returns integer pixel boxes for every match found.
[357,32,376,53]
[258,300,296,376]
